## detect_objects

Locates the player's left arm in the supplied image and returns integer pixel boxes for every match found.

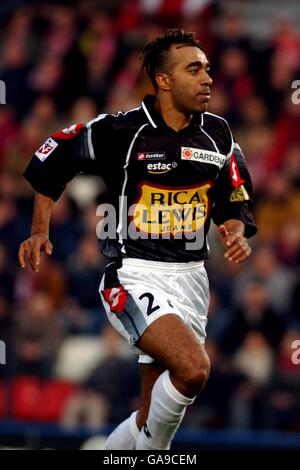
[211,122,257,261]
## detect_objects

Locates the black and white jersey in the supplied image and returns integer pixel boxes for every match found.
[23,95,257,262]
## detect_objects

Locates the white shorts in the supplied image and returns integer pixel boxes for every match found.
[99,258,210,364]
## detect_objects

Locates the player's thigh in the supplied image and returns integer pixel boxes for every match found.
[100,263,187,355]
[137,314,210,384]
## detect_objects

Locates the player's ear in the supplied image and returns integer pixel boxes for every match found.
[155,72,171,92]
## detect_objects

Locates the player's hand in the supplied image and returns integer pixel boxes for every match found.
[18,235,53,272]
[219,224,251,264]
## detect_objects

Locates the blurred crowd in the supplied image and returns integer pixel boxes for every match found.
[0,0,300,434]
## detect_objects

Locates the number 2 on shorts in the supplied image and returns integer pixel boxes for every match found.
[139,292,160,316]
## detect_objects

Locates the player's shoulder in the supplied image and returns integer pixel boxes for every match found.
[86,105,146,132]
[203,111,231,130]
[202,111,233,146]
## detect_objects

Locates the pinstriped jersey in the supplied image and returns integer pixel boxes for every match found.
[23,95,257,262]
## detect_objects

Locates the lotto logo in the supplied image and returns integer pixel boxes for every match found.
[102,286,128,313]
[137,152,165,161]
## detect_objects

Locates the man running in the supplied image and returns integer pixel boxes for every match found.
[19,29,256,450]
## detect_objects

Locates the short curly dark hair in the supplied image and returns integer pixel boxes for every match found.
[141,29,205,91]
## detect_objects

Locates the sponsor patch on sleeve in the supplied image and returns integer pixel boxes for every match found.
[52,123,83,140]
[230,153,245,188]
[230,184,249,202]
[35,137,58,162]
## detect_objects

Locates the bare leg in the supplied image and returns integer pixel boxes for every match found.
[105,314,210,449]
[137,314,210,397]
[135,314,210,449]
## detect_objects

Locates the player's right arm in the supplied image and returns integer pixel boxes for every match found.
[18,192,54,272]
[18,120,106,272]
[18,123,88,272]
[19,114,118,271]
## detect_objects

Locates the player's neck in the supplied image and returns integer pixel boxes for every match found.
[155,97,192,132]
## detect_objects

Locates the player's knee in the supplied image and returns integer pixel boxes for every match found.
[182,357,210,394]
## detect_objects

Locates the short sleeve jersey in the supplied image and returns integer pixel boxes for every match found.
[24,95,257,262]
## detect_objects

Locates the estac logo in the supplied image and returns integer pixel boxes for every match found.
[147,162,177,174]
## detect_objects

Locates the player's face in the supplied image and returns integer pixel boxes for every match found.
[165,45,212,113]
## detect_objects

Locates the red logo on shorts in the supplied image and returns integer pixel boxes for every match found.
[102,287,128,313]
[52,123,84,140]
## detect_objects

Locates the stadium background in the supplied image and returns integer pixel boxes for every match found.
[0,0,300,450]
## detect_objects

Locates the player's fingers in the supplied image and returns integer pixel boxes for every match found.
[224,232,241,248]
[31,243,43,272]
[224,236,246,257]
[233,246,252,263]
[218,224,228,241]
[18,244,28,268]
[237,249,251,263]
[226,245,251,263]
[26,249,36,272]
[45,240,53,256]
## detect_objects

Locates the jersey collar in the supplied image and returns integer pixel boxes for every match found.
[142,95,202,131]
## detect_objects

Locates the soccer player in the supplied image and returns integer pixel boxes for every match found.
[19,29,256,450]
